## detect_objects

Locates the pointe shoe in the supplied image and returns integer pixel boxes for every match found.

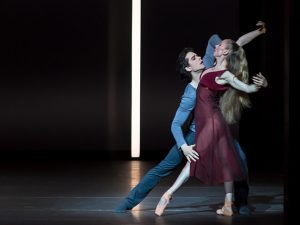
[216,199,233,216]
[155,192,172,216]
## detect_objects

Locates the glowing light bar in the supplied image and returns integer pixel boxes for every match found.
[131,0,141,158]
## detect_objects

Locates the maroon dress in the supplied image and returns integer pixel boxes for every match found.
[190,70,246,185]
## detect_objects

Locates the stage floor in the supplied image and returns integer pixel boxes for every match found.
[0,160,285,225]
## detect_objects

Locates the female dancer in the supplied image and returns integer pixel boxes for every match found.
[155,39,266,217]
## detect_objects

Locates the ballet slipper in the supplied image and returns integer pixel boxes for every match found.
[155,192,172,216]
[216,199,233,216]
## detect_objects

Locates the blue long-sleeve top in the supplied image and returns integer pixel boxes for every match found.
[171,34,222,148]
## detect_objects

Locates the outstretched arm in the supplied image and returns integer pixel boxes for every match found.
[203,21,266,67]
[236,21,266,47]
[217,71,260,93]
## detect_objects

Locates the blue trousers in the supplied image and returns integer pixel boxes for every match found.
[121,131,249,209]
[123,131,195,208]
[234,140,249,207]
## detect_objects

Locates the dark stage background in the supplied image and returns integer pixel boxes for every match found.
[0,0,291,172]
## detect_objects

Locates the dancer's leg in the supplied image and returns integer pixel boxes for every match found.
[155,162,190,216]
[216,181,234,216]
[233,140,250,215]
[166,162,190,195]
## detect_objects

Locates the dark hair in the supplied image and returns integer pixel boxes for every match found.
[176,47,194,83]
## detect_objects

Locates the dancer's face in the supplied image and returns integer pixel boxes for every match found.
[185,52,205,72]
[214,39,229,57]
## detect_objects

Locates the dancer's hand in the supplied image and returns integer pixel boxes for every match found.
[256,21,266,34]
[252,72,268,88]
[181,144,199,162]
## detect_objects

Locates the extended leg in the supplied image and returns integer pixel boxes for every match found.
[155,162,190,216]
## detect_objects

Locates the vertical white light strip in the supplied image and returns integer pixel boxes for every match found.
[131,0,141,158]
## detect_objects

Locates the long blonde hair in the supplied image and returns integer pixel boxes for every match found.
[219,39,251,124]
